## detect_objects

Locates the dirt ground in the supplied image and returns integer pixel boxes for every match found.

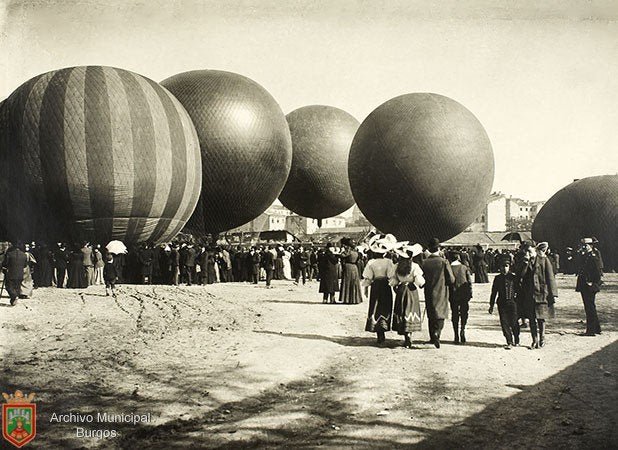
[0,272,616,449]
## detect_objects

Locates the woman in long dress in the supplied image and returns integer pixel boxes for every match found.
[274,247,284,280]
[388,244,425,348]
[20,245,37,298]
[282,247,292,280]
[473,244,489,283]
[67,245,86,288]
[362,236,396,343]
[338,238,363,304]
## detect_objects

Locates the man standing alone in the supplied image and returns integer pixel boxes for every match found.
[576,238,603,336]
[422,238,455,348]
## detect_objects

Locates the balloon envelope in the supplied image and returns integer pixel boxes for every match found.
[532,175,618,270]
[279,105,359,219]
[348,93,494,244]
[161,70,292,234]
[0,66,202,244]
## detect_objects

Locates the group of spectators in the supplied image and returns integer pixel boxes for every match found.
[0,236,606,344]
[359,234,605,350]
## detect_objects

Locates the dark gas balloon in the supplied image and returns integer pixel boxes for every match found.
[279,105,359,219]
[161,70,292,234]
[0,66,202,244]
[348,93,494,244]
[532,175,618,270]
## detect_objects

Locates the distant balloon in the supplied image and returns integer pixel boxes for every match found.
[532,175,618,271]
[348,93,494,244]
[279,105,359,219]
[0,66,202,244]
[161,70,292,234]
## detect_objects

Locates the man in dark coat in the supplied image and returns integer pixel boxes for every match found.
[515,241,558,348]
[318,243,339,302]
[54,243,69,288]
[2,243,28,305]
[250,247,261,284]
[422,238,455,348]
[576,238,603,336]
[138,244,154,284]
[295,246,309,285]
[262,245,275,288]
[183,244,197,285]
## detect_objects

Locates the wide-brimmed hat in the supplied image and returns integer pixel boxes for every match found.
[368,233,397,254]
[536,242,549,252]
[393,241,423,259]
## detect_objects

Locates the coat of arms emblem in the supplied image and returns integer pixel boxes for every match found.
[2,390,36,448]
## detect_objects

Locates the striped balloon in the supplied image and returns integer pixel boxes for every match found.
[0,66,202,244]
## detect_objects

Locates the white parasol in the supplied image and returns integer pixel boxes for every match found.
[106,240,128,254]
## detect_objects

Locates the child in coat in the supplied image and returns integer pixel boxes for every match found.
[103,254,118,298]
[489,260,520,349]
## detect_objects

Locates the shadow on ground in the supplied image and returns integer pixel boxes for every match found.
[111,341,618,449]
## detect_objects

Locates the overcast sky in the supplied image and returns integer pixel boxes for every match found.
[2,0,617,201]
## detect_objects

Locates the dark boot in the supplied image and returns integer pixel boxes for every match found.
[460,319,467,344]
[377,331,385,344]
[452,318,460,344]
[404,333,412,348]
[529,320,539,349]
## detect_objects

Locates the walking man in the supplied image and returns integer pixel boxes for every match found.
[2,243,28,306]
[422,238,455,348]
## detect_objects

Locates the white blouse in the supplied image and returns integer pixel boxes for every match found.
[361,258,394,287]
[388,261,425,288]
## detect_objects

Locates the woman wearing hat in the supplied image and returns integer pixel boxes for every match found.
[388,242,425,348]
[338,237,363,304]
[362,235,396,343]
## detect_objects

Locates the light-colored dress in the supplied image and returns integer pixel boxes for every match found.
[282,251,292,280]
[20,252,37,298]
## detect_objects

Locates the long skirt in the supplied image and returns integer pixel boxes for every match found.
[474,263,489,283]
[20,268,34,298]
[392,283,422,335]
[274,259,284,280]
[365,278,393,332]
[67,263,86,288]
[282,260,292,280]
[339,263,363,304]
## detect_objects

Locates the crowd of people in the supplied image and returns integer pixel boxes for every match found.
[359,234,604,350]
[0,234,606,349]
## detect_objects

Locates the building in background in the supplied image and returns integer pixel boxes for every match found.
[468,192,546,232]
